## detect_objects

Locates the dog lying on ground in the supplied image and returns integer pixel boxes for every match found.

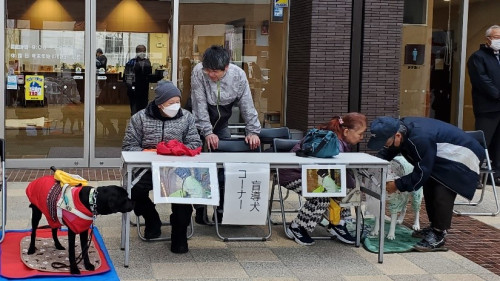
[365,156,423,240]
[26,175,134,274]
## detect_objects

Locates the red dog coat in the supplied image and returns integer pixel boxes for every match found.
[26,175,93,234]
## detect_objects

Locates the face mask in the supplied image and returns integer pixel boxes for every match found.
[162,103,180,117]
[490,39,500,51]
[137,52,146,59]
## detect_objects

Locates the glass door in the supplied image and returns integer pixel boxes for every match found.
[3,0,89,168]
[91,0,173,167]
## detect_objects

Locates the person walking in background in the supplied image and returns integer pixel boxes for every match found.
[467,24,500,185]
[367,116,484,251]
[190,45,261,222]
[279,113,367,246]
[124,44,152,115]
[122,81,202,253]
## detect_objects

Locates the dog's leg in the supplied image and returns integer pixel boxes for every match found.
[68,230,81,275]
[412,210,421,231]
[370,214,380,236]
[28,205,43,254]
[397,203,408,224]
[387,213,398,240]
[80,229,95,271]
[51,228,65,250]
[411,190,423,231]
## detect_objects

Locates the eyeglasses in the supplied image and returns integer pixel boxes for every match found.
[488,36,500,40]
[202,68,224,75]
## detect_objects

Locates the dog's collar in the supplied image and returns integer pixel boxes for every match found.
[89,188,97,215]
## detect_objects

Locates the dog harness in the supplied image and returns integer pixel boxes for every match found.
[26,175,94,234]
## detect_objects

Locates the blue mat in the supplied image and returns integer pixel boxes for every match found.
[0,227,120,280]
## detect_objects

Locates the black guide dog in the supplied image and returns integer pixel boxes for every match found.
[26,175,134,274]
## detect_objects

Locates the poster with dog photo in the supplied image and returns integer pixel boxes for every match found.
[301,165,347,197]
[151,162,219,205]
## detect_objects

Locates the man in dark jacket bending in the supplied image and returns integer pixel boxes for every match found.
[368,116,485,252]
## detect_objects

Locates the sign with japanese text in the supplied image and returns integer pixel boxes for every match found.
[151,162,219,205]
[302,165,347,197]
[24,75,44,101]
[222,163,270,225]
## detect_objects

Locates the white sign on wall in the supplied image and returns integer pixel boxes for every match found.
[222,163,270,225]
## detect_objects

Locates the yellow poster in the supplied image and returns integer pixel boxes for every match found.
[275,0,288,7]
[25,75,44,101]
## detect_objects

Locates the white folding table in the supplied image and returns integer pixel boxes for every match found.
[120,151,388,266]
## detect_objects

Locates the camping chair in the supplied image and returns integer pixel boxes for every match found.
[454,130,499,216]
[268,138,304,225]
[209,139,271,241]
[0,139,6,243]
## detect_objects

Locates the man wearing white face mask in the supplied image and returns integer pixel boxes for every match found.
[122,80,202,253]
[468,24,500,185]
[124,44,152,115]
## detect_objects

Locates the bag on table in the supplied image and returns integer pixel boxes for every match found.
[296,128,340,158]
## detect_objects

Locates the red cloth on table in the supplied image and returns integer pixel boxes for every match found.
[156,140,202,156]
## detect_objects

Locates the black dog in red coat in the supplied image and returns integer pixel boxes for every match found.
[26,175,134,274]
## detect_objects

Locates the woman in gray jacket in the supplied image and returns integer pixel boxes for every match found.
[122,81,202,254]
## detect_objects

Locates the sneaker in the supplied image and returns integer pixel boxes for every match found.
[413,229,447,252]
[288,225,315,246]
[327,223,355,245]
[412,227,446,239]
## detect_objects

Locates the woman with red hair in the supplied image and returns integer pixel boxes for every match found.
[279,112,367,246]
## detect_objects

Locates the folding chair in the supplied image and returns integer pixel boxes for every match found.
[259,127,291,151]
[454,130,499,216]
[0,139,6,243]
[268,139,303,225]
[210,139,271,241]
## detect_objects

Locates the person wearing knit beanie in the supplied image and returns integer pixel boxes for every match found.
[155,80,182,105]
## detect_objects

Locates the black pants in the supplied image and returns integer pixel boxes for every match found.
[423,177,457,231]
[131,169,193,230]
[475,111,500,173]
[127,88,149,116]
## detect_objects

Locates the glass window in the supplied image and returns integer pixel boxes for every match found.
[4,0,86,160]
[404,0,427,25]
[399,0,461,126]
[464,0,500,130]
[178,0,289,129]
[94,0,171,159]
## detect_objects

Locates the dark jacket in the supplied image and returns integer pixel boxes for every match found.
[467,44,500,115]
[377,117,485,200]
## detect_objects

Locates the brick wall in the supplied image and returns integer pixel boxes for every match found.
[286,1,312,131]
[287,0,403,147]
[360,0,403,126]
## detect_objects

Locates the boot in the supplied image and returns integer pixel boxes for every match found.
[143,207,161,239]
[194,206,207,225]
[170,214,189,254]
